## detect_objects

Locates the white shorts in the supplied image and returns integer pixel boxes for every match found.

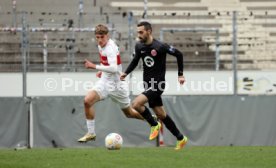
[91,79,130,109]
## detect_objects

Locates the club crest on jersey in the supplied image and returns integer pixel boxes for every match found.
[151,49,157,56]
[144,56,154,67]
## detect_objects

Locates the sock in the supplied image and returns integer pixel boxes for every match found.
[161,114,183,140]
[86,119,95,134]
[140,106,158,126]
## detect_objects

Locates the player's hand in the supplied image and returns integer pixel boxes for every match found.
[120,73,127,81]
[84,59,96,69]
[96,71,102,78]
[178,75,185,85]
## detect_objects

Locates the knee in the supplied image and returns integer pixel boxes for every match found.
[131,101,141,111]
[154,110,166,120]
[121,108,134,118]
[156,113,166,120]
[84,96,93,108]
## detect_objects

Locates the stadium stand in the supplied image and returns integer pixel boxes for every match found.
[0,0,276,71]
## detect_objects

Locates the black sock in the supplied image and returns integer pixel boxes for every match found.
[161,114,184,140]
[140,106,158,126]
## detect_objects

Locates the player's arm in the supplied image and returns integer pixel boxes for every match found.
[84,50,118,73]
[120,45,141,80]
[165,44,185,85]
[84,59,117,73]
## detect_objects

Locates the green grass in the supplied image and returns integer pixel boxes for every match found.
[0,146,276,168]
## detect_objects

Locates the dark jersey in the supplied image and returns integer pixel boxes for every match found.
[125,39,184,84]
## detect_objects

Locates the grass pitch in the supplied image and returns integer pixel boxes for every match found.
[0,146,276,168]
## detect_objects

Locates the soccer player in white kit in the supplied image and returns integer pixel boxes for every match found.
[78,24,160,142]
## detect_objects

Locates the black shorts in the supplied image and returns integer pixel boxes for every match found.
[142,83,164,108]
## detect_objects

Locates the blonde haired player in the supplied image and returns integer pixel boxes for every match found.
[78,24,160,142]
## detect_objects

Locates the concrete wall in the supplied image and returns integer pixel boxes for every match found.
[1,95,276,148]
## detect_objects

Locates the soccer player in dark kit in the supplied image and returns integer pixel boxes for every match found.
[120,21,188,150]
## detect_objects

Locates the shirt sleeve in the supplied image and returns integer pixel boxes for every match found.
[95,46,118,73]
[124,44,141,75]
[164,43,184,76]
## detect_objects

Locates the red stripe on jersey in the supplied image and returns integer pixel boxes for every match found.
[99,54,109,66]
[99,53,121,66]
[117,54,121,65]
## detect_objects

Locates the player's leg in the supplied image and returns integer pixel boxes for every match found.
[132,94,161,140]
[110,94,157,121]
[78,90,101,142]
[110,80,145,120]
[79,79,107,143]
[84,90,101,119]
[152,105,188,150]
[121,106,158,122]
[152,106,182,139]
[112,81,160,140]
[121,106,144,120]
[132,94,158,125]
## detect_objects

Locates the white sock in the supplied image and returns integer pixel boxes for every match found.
[86,119,95,134]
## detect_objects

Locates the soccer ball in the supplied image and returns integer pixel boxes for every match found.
[105,133,123,150]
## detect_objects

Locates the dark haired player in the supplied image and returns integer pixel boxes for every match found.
[120,21,188,150]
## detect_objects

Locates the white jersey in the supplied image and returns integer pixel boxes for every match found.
[96,39,122,82]
[92,39,130,109]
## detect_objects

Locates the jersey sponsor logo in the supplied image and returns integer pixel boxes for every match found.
[151,49,157,56]
[144,56,154,67]
[141,50,146,54]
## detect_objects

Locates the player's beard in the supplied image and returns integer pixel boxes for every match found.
[139,36,148,43]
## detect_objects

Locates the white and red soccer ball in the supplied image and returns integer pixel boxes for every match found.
[105,133,123,150]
